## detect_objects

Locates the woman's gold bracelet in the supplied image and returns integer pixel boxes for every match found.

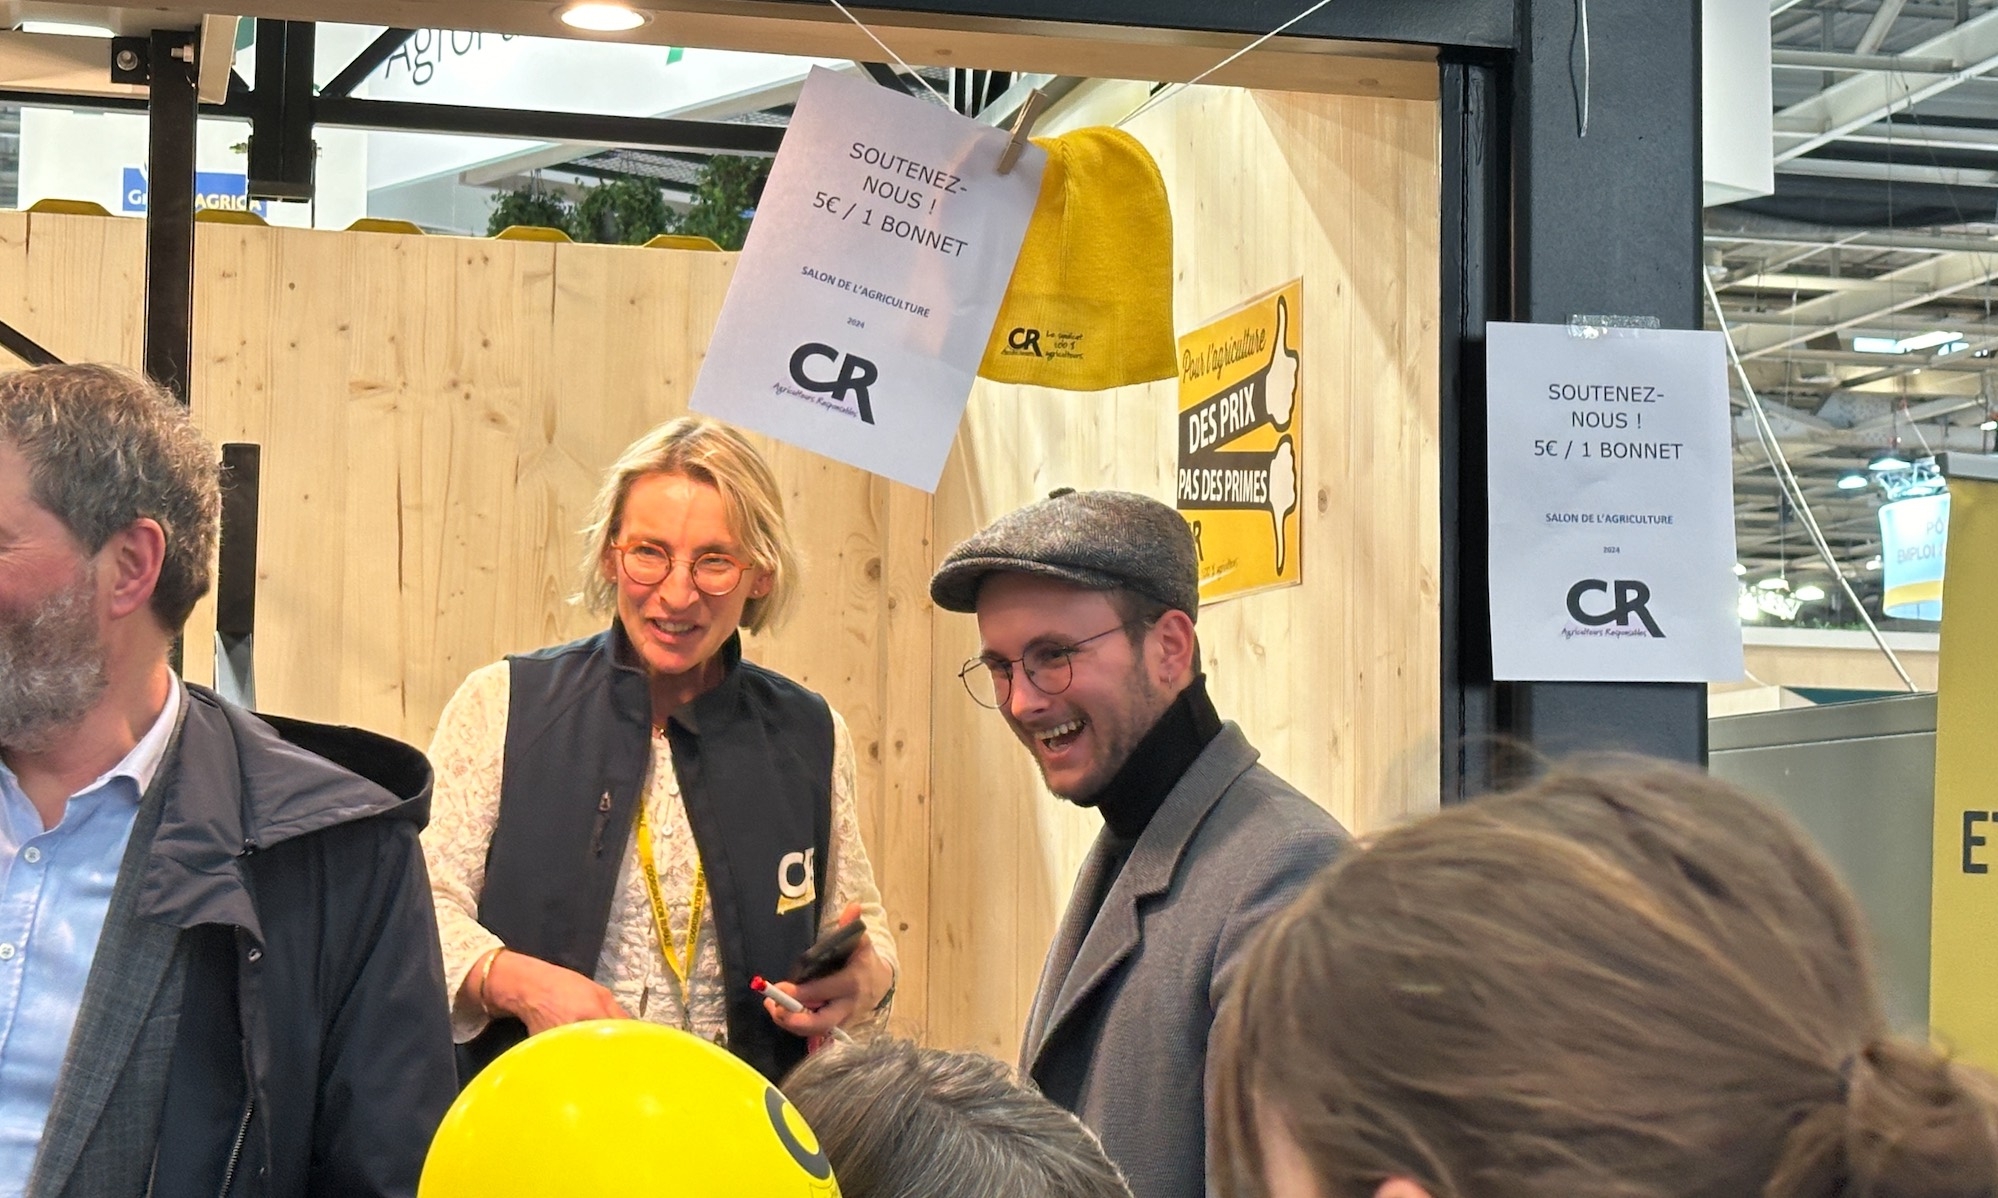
[477,946,508,1015]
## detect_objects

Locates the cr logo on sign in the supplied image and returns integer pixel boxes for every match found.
[1565,578,1665,637]
[788,344,878,424]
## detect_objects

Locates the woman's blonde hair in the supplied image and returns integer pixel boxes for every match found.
[577,416,799,634]
[1212,758,1998,1198]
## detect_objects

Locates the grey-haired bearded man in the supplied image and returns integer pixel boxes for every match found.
[0,364,454,1198]
[930,488,1348,1198]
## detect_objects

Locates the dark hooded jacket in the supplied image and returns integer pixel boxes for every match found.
[36,684,458,1197]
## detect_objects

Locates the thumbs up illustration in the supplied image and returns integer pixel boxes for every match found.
[1265,296,1299,431]
[1268,436,1298,575]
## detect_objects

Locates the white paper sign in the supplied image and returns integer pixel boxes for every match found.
[690,67,1047,491]
[1486,322,1743,682]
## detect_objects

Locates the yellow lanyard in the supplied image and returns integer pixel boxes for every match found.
[635,800,706,1009]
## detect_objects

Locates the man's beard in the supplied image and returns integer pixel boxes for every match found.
[0,565,109,753]
[1033,659,1163,807]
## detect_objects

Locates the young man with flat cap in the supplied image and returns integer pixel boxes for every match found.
[929,488,1347,1198]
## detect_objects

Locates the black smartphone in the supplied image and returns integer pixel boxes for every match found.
[789,918,867,984]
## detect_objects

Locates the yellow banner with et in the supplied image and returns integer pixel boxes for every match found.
[1930,455,1998,1067]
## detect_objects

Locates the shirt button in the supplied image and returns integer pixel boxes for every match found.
[20,848,39,865]
[0,944,16,961]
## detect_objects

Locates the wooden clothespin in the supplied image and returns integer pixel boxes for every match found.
[997,88,1051,175]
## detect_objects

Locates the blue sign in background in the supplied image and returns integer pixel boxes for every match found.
[121,167,269,216]
[1880,493,1950,621]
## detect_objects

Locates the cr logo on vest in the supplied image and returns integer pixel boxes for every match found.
[788,344,878,424]
[776,848,817,915]
[1565,578,1665,637]
[1007,327,1043,356]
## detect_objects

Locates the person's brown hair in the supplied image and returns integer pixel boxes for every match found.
[576,415,799,633]
[0,364,219,629]
[1213,759,1998,1198]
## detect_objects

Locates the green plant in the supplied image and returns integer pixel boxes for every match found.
[575,176,674,245]
[675,155,771,250]
[486,187,575,237]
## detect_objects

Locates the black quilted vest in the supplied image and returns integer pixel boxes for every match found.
[462,626,832,1083]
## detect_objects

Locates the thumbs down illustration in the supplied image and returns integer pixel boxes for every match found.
[1268,436,1297,574]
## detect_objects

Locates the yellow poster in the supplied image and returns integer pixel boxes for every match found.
[1930,455,1998,1067]
[1175,280,1303,605]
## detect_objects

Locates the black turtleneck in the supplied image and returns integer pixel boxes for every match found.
[1070,675,1224,925]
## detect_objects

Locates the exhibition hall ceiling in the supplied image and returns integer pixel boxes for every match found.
[1712,0,1998,615]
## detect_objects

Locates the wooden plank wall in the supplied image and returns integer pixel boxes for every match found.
[925,83,1442,1054]
[0,213,937,1034]
[0,79,1440,1055]
[182,229,936,1033]
[0,211,144,364]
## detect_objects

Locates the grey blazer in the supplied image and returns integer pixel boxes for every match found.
[1021,723,1349,1198]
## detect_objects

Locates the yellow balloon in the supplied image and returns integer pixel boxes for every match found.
[420,1021,840,1198]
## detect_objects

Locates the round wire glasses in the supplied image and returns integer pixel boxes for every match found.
[956,623,1136,709]
[612,541,751,597]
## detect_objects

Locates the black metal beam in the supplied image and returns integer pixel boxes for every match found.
[860,62,918,94]
[214,442,262,706]
[248,20,317,201]
[1438,57,1509,802]
[1441,0,1710,791]
[0,320,62,367]
[312,97,787,155]
[321,27,416,99]
[216,443,261,640]
[1497,0,1707,766]
[143,30,198,405]
[0,89,251,118]
[752,0,1512,49]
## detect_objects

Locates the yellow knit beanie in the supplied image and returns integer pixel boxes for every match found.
[978,126,1175,391]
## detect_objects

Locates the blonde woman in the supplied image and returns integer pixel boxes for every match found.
[423,416,895,1084]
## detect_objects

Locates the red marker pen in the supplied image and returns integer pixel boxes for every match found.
[752,976,854,1044]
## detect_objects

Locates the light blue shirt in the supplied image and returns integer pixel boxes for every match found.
[0,680,180,1195]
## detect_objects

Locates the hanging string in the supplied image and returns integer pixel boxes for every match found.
[1571,0,1591,137]
[1704,270,1919,692]
[820,0,1344,127]
[1116,0,1341,128]
[824,0,950,105]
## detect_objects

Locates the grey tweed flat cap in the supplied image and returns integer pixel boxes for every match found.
[929,488,1199,619]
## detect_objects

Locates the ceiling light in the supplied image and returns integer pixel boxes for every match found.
[1865,556,1882,571]
[1982,418,1998,432]
[18,20,115,36]
[557,2,648,30]
[1898,329,1964,353]
[1836,473,1869,490]
[1851,330,1965,355]
[1732,562,1748,576]
[1744,582,1803,622]
[1756,577,1791,592]
[1794,584,1827,601]
[1868,454,1909,472]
